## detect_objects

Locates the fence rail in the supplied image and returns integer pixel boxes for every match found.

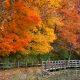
[1,60,80,70]
[0,62,41,69]
[42,60,80,71]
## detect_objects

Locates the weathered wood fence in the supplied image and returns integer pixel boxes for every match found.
[0,62,41,69]
[0,60,80,70]
[42,60,80,71]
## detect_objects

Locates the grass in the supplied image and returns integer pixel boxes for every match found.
[6,70,52,80]
[1,68,80,80]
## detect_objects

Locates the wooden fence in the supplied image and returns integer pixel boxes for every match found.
[1,60,80,70]
[42,60,80,71]
[0,62,41,69]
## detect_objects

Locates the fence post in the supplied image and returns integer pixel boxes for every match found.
[26,62,27,67]
[18,61,19,68]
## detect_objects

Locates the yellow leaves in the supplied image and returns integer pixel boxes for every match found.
[33,0,46,6]
[33,0,61,9]
[49,17,64,26]
[27,23,56,53]
[32,34,44,43]
[43,27,56,42]
[31,43,53,53]
[24,0,61,54]
[48,0,61,9]
[29,33,53,53]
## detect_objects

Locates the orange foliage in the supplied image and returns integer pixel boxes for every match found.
[13,0,41,26]
[0,32,31,55]
[0,0,40,55]
[3,0,10,8]
[62,31,78,47]
[58,0,80,50]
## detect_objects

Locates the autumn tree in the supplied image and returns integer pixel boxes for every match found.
[0,0,40,56]
[53,0,80,55]
[21,0,61,54]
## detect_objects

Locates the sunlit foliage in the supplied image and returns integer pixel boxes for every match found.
[0,0,40,55]
[24,0,60,53]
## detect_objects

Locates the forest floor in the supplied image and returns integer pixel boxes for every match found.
[0,67,79,80]
[0,67,41,80]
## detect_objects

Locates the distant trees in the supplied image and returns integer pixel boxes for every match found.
[53,0,80,55]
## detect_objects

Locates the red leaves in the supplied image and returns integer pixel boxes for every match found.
[58,0,80,50]
[62,30,78,48]
[3,0,10,8]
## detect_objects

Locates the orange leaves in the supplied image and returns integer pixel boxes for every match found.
[29,14,41,24]
[24,14,40,25]
[62,31,77,43]
[0,32,31,55]
[0,0,41,55]
[3,0,10,8]
[23,8,40,25]
[13,0,41,26]
[61,30,78,48]
[13,0,26,11]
